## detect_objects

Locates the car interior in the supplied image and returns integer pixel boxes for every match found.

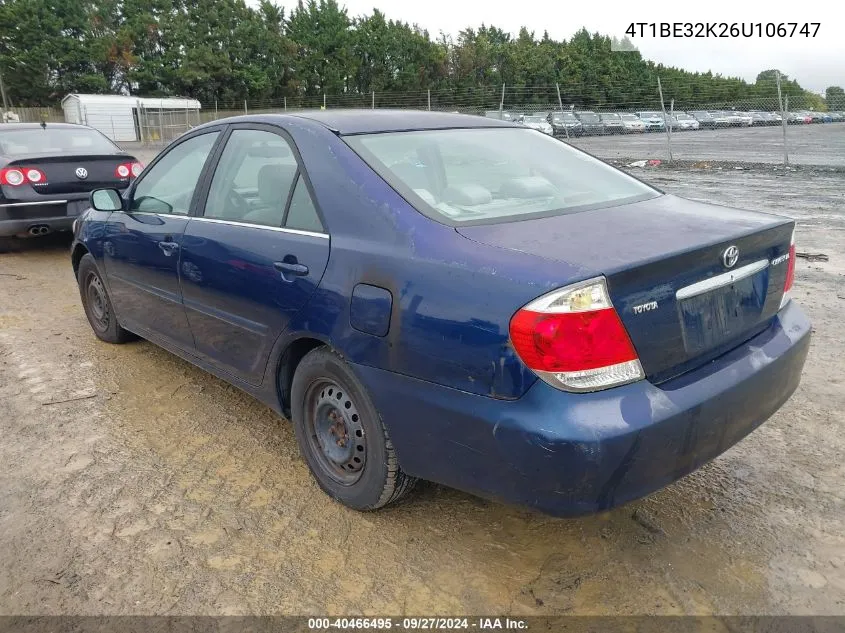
[199,131,322,233]
[353,129,654,223]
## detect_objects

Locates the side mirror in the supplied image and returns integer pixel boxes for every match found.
[90,188,123,212]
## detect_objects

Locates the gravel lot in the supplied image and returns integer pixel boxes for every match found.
[0,166,843,616]
[569,123,845,166]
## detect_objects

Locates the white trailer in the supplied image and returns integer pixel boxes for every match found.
[60,94,202,143]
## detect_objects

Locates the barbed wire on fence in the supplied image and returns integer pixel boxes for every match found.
[2,79,841,165]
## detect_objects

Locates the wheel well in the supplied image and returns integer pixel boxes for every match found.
[277,337,325,417]
[71,243,89,277]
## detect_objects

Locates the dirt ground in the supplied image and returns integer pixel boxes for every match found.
[0,167,843,616]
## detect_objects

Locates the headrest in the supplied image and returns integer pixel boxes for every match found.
[258,163,297,207]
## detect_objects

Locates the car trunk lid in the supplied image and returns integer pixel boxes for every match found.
[4,153,135,194]
[457,194,794,383]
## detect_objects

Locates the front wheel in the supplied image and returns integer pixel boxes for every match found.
[77,253,133,344]
[290,347,417,511]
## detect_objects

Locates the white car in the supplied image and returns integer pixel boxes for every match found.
[735,112,754,126]
[519,115,554,135]
[635,111,665,131]
[670,113,700,131]
[620,113,645,133]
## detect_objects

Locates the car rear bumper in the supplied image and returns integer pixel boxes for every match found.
[0,194,91,237]
[352,300,811,516]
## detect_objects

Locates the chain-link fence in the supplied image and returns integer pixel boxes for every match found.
[4,81,843,166]
[136,104,202,144]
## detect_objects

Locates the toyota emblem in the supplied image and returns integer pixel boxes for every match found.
[75,167,88,180]
[722,245,739,268]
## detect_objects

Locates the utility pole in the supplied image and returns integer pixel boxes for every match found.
[777,71,789,165]
[0,67,10,118]
[657,77,673,162]
[556,83,569,140]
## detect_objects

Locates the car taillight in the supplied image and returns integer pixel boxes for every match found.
[115,163,131,178]
[780,230,796,309]
[0,167,46,186]
[25,168,46,184]
[130,162,144,177]
[0,168,26,186]
[509,277,645,392]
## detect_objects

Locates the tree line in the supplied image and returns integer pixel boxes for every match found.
[0,0,836,110]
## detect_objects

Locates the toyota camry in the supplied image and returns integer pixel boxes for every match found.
[69,111,810,516]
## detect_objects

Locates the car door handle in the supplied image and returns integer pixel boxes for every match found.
[274,261,309,277]
[158,241,180,256]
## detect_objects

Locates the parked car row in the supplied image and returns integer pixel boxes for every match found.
[786,110,845,124]
[486,109,845,137]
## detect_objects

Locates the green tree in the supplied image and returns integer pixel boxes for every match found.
[825,86,844,110]
[0,0,827,111]
[287,0,353,97]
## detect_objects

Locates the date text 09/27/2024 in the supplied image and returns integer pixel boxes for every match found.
[625,22,820,38]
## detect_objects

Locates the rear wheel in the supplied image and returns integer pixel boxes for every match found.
[290,347,417,511]
[77,253,132,344]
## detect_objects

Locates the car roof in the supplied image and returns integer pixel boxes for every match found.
[288,109,516,135]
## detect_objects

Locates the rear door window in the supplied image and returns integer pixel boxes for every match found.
[284,174,323,233]
[203,129,298,227]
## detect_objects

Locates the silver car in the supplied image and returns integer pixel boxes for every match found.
[620,113,645,133]
[518,115,554,135]
[668,113,700,131]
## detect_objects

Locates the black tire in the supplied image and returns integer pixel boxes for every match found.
[77,253,132,344]
[290,347,417,511]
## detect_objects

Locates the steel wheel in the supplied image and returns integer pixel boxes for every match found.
[85,271,110,333]
[305,379,367,485]
[291,347,417,510]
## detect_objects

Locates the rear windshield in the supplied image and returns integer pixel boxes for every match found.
[345,128,659,225]
[0,127,118,156]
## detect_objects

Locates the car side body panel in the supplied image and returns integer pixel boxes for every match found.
[179,219,330,386]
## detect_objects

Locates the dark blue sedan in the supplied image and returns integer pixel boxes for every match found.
[70,111,810,516]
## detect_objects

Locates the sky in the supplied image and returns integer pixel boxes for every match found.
[271,0,842,93]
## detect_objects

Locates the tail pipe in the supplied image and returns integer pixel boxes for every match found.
[28,225,50,236]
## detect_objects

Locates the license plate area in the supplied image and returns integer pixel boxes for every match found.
[678,272,767,354]
[66,200,89,216]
